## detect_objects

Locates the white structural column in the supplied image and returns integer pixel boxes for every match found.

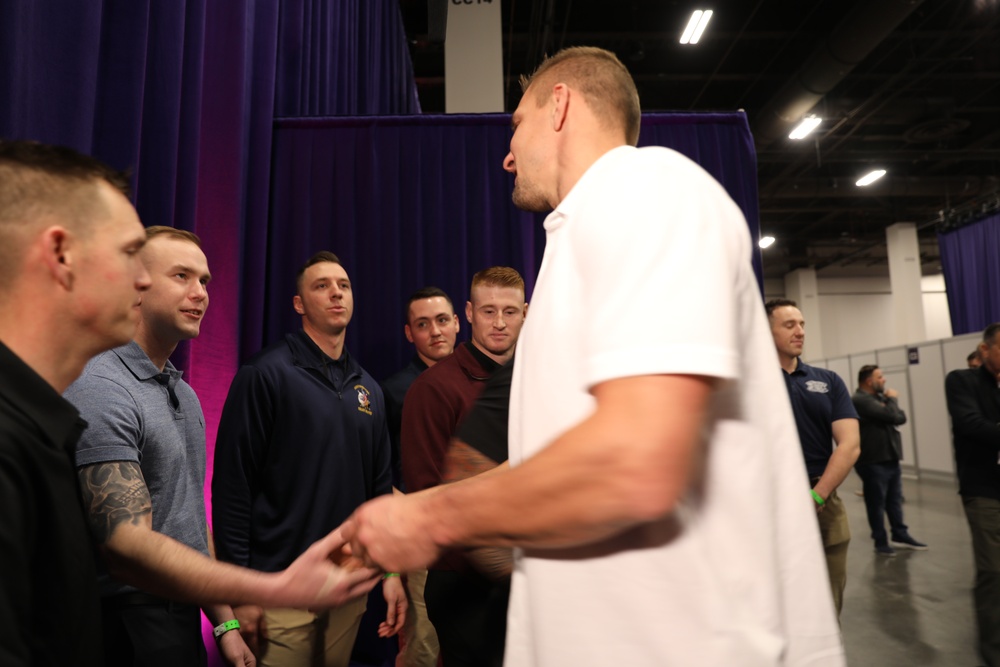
[886,222,927,345]
[444,0,504,113]
[784,267,825,360]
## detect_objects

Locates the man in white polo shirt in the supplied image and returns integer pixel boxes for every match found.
[344,46,843,667]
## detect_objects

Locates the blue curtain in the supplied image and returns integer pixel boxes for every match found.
[939,211,1000,335]
[267,111,761,383]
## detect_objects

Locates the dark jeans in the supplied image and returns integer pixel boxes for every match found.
[963,496,1000,667]
[854,461,908,546]
[101,593,207,667]
[424,569,509,667]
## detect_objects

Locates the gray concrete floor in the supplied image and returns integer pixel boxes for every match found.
[840,472,981,666]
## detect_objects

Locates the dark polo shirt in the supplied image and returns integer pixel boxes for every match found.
[781,360,858,479]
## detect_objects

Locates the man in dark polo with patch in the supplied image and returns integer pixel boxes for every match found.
[766,298,859,618]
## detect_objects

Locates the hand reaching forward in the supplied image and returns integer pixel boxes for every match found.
[275,527,382,608]
[341,491,444,574]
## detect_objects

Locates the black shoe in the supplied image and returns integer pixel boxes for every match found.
[875,543,896,557]
[890,535,928,551]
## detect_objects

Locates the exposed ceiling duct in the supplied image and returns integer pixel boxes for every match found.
[751,0,926,147]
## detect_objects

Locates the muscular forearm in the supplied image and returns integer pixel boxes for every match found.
[813,438,860,500]
[101,526,283,606]
[426,375,711,551]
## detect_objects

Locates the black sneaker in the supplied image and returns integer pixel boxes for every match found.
[875,543,896,557]
[890,535,928,551]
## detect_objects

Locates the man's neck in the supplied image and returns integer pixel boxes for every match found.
[779,354,799,375]
[860,384,876,395]
[134,328,180,372]
[471,340,511,366]
[304,321,346,360]
[0,313,93,393]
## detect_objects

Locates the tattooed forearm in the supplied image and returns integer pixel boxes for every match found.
[78,461,152,543]
[443,440,500,484]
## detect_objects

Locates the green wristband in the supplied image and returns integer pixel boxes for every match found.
[810,489,826,506]
[213,619,240,639]
[383,572,400,579]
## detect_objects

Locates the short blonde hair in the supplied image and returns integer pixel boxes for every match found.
[521,46,641,146]
[470,266,525,300]
[145,225,201,247]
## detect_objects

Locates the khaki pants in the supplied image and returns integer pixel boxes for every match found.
[259,596,367,667]
[816,488,850,618]
[396,569,440,667]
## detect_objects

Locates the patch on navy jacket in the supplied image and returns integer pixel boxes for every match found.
[355,384,373,415]
[805,380,829,393]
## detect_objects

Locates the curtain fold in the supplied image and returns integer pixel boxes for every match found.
[938,211,1000,335]
[267,111,761,383]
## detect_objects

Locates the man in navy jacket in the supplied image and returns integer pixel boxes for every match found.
[213,251,406,666]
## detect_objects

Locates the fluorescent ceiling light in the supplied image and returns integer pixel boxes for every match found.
[856,169,887,187]
[789,116,822,140]
[759,236,775,249]
[680,10,713,45]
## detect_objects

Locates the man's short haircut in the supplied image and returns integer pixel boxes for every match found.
[764,298,798,319]
[858,364,879,386]
[983,323,1000,347]
[470,266,525,300]
[405,286,454,323]
[145,225,202,247]
[520,46,641,147]
[0,140,132,288]
[295,250,343,294]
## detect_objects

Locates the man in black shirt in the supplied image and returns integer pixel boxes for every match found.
[0,140,152,666]
[946,323,1000,667]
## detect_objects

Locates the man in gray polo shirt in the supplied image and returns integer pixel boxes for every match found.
[65,227,381,667]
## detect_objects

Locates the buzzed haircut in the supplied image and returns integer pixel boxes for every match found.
[983,323,1000,347]
[858,364,879,386]
[295,250,343,294]
[520,46,641,147]
[405,286,454,323]
[764,298,798,319]
[145,225,202,247]
[0,140,132,288]
[470,266,525,299]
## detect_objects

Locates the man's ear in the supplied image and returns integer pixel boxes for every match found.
[404,324,414,343]
[466,300,474,324]
[293,294,305,315]
[40,226,74,290]
[551,83,569,132]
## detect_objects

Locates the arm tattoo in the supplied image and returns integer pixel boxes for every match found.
[443,440,499,484]
[78,461,152,544]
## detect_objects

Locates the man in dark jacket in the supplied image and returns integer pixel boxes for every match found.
[852,364,926,557]
[213,252,406,666]
[946,323,1000,667]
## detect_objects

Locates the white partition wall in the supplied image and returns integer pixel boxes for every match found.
[807,331,982,480]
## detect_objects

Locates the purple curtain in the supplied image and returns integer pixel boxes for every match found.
[1,1,418,664]
[939,211,1000,335]
[266,111,762,383]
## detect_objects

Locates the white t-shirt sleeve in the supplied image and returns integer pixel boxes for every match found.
[570,149,747,388]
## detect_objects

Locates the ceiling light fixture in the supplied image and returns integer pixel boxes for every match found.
[759,236,775,249]
[680,10,713,45]
[856,169,887,187]
[788,115,822,140]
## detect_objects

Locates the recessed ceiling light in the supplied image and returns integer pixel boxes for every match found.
[789,116,822,140]
[680,10,713,45]
[759,236,776,249]
[856,169,887,187]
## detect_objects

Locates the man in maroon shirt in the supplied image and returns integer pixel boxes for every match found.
[400,266,526,667]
